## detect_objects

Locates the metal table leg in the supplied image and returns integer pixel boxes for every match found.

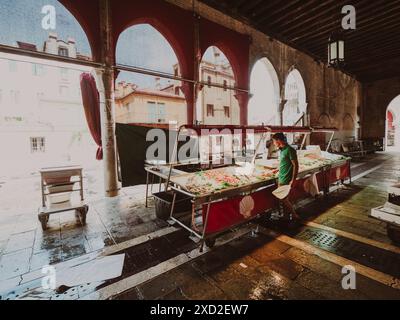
[199,202,211,252]
[145,171,150,208]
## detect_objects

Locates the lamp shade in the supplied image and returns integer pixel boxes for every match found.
[328,32,345,67]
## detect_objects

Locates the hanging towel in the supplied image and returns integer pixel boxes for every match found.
[303,173,320,197]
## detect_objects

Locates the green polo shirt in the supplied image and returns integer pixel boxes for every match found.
[278,144,298,185]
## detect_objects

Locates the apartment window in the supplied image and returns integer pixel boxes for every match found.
[32,64,45,76]
[58,47,69,57]
[175,87,180,96]
[158,103,166,123]
[60,68,69,79]
[8,60,17,72]
[11,90,20,104]
[147,101,157,123]
[14,91,20,104]
[59,86,69,97]
[207,104,214,117]
[223,80,228,91]
[224,106,230,118]
[207,76,212,88]
[30,137,45,153]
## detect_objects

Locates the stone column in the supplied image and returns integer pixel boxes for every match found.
[181,82,196,125]
[279,99,287,126]
[234,91,250,126]
[99,0,119,197]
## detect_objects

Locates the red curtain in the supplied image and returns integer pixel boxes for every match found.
[80,73,103,160]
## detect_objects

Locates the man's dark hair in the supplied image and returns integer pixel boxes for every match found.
[272,132,287,143]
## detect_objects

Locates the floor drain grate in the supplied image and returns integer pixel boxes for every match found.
[295,227,400,278]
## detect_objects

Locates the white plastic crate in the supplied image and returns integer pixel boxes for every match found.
[371,206,400,225]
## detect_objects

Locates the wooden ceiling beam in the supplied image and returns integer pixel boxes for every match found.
[252,0,305,25]
[263,0,327,29]
[306,22,400,53]
[291,0,392,42]
[274,0,352,35]
[238,0,265,14]
[245,0,286,24]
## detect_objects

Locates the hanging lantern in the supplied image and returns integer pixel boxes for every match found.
[328,32,345,67]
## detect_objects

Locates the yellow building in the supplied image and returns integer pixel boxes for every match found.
[116,48,240,126]
[115,81,187,127]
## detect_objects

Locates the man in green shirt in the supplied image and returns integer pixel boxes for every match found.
[272,132,300,221]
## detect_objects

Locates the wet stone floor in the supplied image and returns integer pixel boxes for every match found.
[1,153,400,300]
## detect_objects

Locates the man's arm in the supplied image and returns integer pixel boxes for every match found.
[290,159,299,186]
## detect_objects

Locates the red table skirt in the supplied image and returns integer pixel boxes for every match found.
[202,161,350,235]
[327,162,351,184]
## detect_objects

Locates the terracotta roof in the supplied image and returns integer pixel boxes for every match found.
[117,88,186,101]
[17,42,37,51]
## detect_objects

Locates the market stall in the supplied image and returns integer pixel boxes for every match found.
[146,125,351,250]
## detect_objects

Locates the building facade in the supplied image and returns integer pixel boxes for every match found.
[0,34,96,177]
[115,81,187,127]
[115,47,240,127]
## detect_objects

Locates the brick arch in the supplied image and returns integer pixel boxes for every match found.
[58,0,101,61]
[200,45,237,82]
[199,19,250,91]
[111,0,194,81]
[343,113,355,131]
[110,0,196,124]
[201,44,241,89]
[318,113,332,127]
[114,19,190,80]
[386,95,400,122]
[248,56,281,125]
[199,18,251,125]
[250,53,283,90]
[284,66,307,105]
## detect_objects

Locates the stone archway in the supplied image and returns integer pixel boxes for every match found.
[283,68,307,126]
[248,57,280,125]
[386,95,400,151]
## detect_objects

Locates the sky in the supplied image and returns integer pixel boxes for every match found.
[0,0,282,124]
[0,0,91,56]
[0,1,232,89]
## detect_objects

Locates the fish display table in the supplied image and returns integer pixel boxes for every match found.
[146,125,351,250]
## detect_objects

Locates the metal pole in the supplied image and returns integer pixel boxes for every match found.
[200,202,211,252]
[145,171,150,208]
[252,133,266,164]
[300,133,309,150]
[326,131,335,152]
[166,126,183,190]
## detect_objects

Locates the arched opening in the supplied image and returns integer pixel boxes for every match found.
[115,24,187,127]
[196,46,239,125]
[0,1,102,207]
[386,95,400,151]
[343,113,355,131]
[248,58,280,125]
[283,68,307,126]
[0,0,92,59]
